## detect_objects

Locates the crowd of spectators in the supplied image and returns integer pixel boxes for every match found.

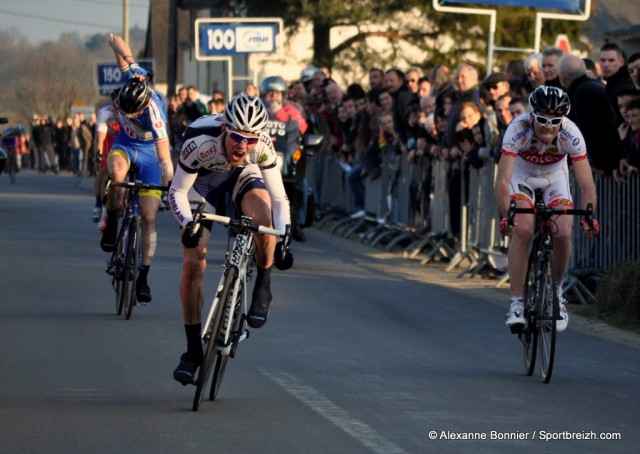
[277,42,640,240]
[1,113,96,177]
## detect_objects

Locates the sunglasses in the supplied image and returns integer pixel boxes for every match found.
[534,115,563,127]
[228,130,260,145]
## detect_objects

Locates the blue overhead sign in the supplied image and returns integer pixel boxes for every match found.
[94,59,155,96]
[439,0,585,13]
[195,19,281,59]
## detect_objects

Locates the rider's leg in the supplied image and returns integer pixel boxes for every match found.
[100,152,129,252]
[135,194,161,302]
[552,212,573,287]
[174,227,210,384]
[241,188,275,328]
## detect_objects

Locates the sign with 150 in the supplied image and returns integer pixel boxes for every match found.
[94,59,155,96]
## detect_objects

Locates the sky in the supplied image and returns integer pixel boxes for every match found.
[0,0,149,44]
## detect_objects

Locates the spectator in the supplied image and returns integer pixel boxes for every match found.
[559,54,625,179]
[429,64,455,113]
[621,97,640,173]
[244,83,258,97]
[324,81,345,153]
[505,59,527,97]
[417,76,431,98]
[444,63,480,154]
[183,85,208,124]
[481,72,511,109]
[600,42,635,127]
[405,66,423,98]
[378,88,394,115]
[524,52,545,92]
[615,86,640,175]
[541,47,564,88]
[627,52,640,90]
[509,96,528,118]
[34,115,59,174]
[384,68,417,147]
[583,58,603,82]
[368,67,385,90]
[53,117,70,171]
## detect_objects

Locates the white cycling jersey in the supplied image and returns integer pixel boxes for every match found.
[169,114,290,232]
[501,113,588,207]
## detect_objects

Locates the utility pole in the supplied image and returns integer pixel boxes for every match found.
[122,0,130,43]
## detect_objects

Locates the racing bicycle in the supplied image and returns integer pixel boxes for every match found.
[508,188,595,383]
[188,202,290,411]
[106,170,167,319]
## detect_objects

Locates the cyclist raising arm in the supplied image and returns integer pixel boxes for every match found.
[100,34,174,303]
[169,93,291,386]
[494,86,598,332]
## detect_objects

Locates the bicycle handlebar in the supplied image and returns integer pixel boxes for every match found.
[110,181,169,191]
[508,201,595,230]
[189,202,287,238]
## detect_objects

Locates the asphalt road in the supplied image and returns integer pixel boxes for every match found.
[1,170,638,453]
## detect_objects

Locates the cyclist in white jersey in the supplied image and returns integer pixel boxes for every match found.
[169,93,291,385]
[495,86,599,332]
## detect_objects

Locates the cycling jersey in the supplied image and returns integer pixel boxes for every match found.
[169,114,290,232]
[501,113,588,207]
[109,69,169,188]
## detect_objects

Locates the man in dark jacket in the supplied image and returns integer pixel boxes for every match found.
[599,42,635,127]
[559,54,625,179]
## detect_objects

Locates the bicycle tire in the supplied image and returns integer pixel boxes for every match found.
[124,216,141,320]
[537,252,558,383]
[192,268,236,411]
[521,257,538,376]
[113,221,129,316]
[210,278,244,402]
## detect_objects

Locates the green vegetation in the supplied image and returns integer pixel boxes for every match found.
[573,262,640,333]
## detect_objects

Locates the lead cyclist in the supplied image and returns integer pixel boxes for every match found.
[494,86,599,333]
[169,92,292,386]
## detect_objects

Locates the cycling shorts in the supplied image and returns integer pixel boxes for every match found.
[191,163,267,215]
[509,164,573,208]
[109,136,163,200]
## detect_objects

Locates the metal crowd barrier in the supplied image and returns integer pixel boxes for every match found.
[307,146,639,300]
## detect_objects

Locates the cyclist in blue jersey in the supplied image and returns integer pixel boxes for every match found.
[100,34,174,304]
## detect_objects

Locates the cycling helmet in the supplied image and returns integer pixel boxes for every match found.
[260,76,288,96]
[224,92,268,133]
[300,65,319,84]
[528,86,571,116]
[117,78,152,114]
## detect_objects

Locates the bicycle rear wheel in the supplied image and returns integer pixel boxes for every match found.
[521,258,538,376]
[192,268,236,411]
[537,252,558,383]
[123,217,140,320]
[210,277,244,401]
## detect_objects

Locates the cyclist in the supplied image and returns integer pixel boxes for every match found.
[494,86,599,332]
[100,34,173,303]
[168,93,291,385]
[94,90,120,230]
[260,75,309,242]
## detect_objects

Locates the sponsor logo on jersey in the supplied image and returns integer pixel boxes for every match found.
[258,152,269,164]
[181,140,197,160]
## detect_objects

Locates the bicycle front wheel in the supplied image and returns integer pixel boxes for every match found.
[193,268,236,411]
[123,216,140,320]
[521,258,538,376]
[210,277,244,401]
[114,221,129,316]
[537,252,558,383]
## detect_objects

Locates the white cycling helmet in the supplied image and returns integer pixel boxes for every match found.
[224,92,268,133]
